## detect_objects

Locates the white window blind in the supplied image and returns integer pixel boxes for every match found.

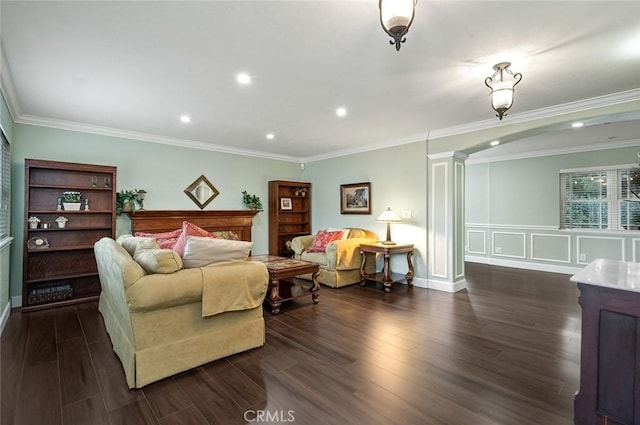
[620,169,640,230]
[560,167,640,231]
[0,130,10,239]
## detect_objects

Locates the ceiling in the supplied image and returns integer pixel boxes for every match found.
[1,1,639,162]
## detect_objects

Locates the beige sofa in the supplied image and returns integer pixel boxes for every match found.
[94,235,269,388]
[291,228,378,288]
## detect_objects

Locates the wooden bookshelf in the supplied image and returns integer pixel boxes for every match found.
[268,180,311,257]
[22,159,117,311]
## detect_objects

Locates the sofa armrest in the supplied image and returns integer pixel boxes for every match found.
[326,237,378,270]
[291,235,315,257]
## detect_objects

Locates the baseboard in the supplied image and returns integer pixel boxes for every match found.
[427,278,467,293]
[395,276,464,292]
[0,300,11,337]
[465,255,580,275]
[410,277,428,289]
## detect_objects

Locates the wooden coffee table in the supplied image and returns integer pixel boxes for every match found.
[248,255,320,314]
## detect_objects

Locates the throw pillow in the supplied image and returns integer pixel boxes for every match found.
[134,228,182,249]
[326,227,349,240]
[133,240,184,274]
[117,235,159,256]
[173,221,218,257]
[347,228,368,239]
[182,236,253,268]
[307,230,344,253]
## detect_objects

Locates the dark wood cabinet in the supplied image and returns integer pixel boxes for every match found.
[268,180,311,257]
[22,159,117,311]
[572,260,640,425]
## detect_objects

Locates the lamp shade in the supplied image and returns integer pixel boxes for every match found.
[377,207,401,245]
[379,0,416,51]
[376,207,402,223]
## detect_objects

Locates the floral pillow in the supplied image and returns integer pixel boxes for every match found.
[173,221,218,257]
[307,230,344,253]
[134,228,182,249]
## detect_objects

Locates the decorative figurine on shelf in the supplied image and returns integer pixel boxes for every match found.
[292,187,308,197]
[104,177,111,188]
[55,216,68,228]
[28,216,40,229]
[91,176,97,187]
[84,198,90,211]
[136,189,147,211]
[56,197,63,211]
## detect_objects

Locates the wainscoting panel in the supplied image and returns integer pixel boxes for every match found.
[531,233,571,263]
[466,230,487,255]
[576,236,625,264]
[430,162,448,279]
[492,231,526,259]
[632,239,640,263]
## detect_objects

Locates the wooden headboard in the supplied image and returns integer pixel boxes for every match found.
[130,210,259,242]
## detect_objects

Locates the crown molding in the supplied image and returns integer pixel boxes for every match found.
[429,88,640,140]
[466,138,640,165]
[301,132,428,163]
[427,151,469,160]
[15,114,302,163]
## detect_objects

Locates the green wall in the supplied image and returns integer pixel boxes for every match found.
[9,123,303,301]
[305,141,428,280]
[465,145,640,271]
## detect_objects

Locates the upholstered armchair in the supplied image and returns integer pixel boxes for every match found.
[291,228,378,288]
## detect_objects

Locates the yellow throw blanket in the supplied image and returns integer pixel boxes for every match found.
[200,261,269,317]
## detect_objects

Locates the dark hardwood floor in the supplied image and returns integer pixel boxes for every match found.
[1,263,581,425]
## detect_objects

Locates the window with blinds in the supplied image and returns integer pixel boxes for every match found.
[620,169,640,230]
[560,167,640,230]
[0,130,9,239]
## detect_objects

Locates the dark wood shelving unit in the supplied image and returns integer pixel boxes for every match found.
[268,180,311,257]
[22,159,117,311]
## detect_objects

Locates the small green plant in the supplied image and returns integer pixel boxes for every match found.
[242,191,263,211]
[116,189,141,214]
[62,191,82,203]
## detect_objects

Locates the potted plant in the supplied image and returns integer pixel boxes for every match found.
[242,191,263,211]
[28,216,40,229]
[55,216,69,228]
[117,189,140,214]
[62,191,82,210]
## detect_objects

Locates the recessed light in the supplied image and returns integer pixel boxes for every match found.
[180,115,191,123]
[571,122,584,128]
[266,133,275,140]
[490,140,500,146]
[237,73,251,85]
[336,107,347,117]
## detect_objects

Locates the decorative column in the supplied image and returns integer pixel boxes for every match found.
[427,151,467,292]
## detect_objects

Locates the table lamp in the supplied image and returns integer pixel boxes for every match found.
[376,207,402,245]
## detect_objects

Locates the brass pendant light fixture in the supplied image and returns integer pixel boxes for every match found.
[379,0,417,51]
[484,62,522,120]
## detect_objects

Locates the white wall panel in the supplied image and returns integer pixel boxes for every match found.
[576,236,625,264]
[492,231,526,259]
[531,233,571,263]
[466,230,486,254]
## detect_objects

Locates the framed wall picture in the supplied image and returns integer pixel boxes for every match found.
[340,182,371,214]
[280,197,293,210]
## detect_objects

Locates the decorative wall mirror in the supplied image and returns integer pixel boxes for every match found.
[184,175,219,209]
